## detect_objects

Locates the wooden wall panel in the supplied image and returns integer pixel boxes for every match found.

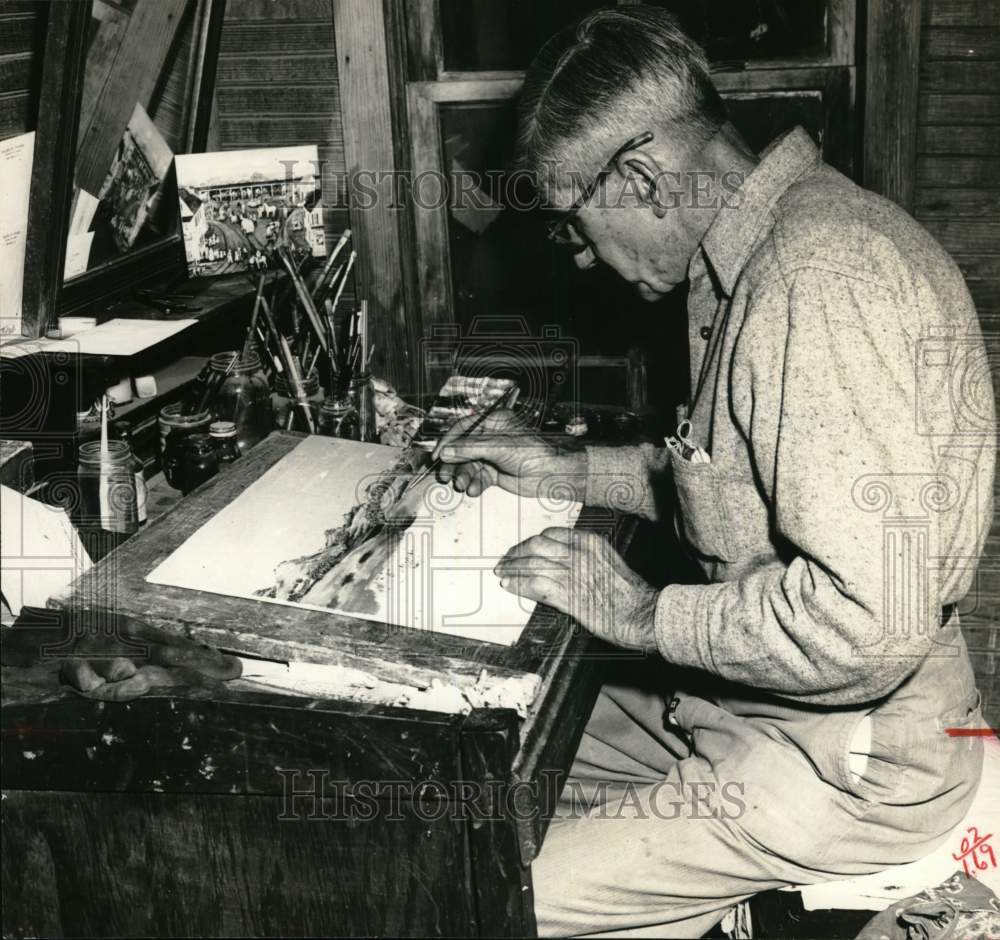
[0,1,43,142]
[863,0,923,211]
[213,0,351,278]
[916,0,1000,727]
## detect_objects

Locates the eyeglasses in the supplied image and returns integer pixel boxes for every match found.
[545,130,655,246]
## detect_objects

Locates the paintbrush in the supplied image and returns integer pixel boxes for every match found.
[277,334,316,433]
[278,245,329,358]
[395,383,518,508]
[312,229,351,303]
[240,274,267,360]
[196,350,238,414]
[329,250,355,321]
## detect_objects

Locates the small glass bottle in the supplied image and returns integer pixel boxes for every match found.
[111,420,147,526]
[77,440,138,534]
[272,369,323,430]
[210,350,273,454]
[317,395,359,440]
[158,403,213,490]
[179,434,219,495]
[348,371,376,443]
[209,420,241,465]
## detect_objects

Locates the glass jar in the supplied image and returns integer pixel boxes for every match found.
[209,421,241,465]
[111,420,147,525]
[317,395,359,440]
[272,369,323,430]
[77,440,138,534]
[348,371,376,443]
[159,403,213,490]
[210,350,273,454]
[179,434,219,495]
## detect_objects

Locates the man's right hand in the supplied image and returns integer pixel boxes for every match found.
[432,409,586,499]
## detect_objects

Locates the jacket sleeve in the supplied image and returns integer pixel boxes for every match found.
[652,265,975,706]
[584,443,671,522]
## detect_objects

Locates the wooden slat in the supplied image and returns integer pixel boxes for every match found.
[217,116,345,151]
[0,89,29,137]
[0,14,35,57]
[918,125,1000,155]
[922,27,1000,59]
[955,256,1000,313]
[916,155,1000,186]
[919,93,1000,124]
[922,220,1000,255]
[147,0,198,154]
[970,280,1000,314]
[219,21,334,53]
[863,0,923,210]
[333,0,412,391]
[216,84,333,114]
[216,53,338,84]
[916,188,1000,217]
[225,0,333,17]
[920,59,1000,91]
[924,0,1000,25]
[0,52,32,92]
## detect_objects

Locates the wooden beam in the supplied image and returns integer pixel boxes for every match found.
[332,0,412,391]
[863,0,923,211]
[19,0,88,338]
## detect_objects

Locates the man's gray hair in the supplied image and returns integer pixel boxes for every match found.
[516,7,726,188]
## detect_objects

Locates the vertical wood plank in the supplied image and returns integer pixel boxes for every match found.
[863,0,923,211]
[20,1,88,338]
[333,0,412,392]
[460,710,538,938]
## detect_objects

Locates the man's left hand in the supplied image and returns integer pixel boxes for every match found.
[494,527,659,651]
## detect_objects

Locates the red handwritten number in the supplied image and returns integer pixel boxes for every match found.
[952,826,997,878]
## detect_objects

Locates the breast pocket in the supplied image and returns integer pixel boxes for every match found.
[670,453,733,563]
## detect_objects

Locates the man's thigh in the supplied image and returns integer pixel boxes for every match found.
[535,753,816,938]
[569,655,689,791]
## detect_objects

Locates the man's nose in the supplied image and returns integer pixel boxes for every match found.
[573,246,597,270]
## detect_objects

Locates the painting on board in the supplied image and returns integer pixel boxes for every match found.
[93,103,174,254]
[146,436,581,647]
[174,144,326,278]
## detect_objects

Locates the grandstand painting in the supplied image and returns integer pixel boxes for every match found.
[175,144,326,277]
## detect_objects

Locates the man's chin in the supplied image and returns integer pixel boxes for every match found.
[635,281,674,302]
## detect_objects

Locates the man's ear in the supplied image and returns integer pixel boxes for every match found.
[614,148,676,218]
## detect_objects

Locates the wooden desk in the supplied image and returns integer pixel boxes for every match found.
[2,432,640,937]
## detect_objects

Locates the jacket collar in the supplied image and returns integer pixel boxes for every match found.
[700,127,821,296]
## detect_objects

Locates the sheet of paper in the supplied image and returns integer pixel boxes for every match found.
[0,131,34,345]
[0,485,93,616]
[147,436,582,646]
[69,187,99,236]
[64,232,95,279]
[42,317,196,356]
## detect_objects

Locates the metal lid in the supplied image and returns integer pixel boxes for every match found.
[209,421,237,437]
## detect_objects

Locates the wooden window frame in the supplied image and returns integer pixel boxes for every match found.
[406,66,855,339]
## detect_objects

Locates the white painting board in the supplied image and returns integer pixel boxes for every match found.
[0,485,93,615]
[147,436,581,646]
[42,318,196,356]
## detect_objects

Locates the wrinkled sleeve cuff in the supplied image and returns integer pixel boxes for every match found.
[584,446,658,518]
[654,583,715,672]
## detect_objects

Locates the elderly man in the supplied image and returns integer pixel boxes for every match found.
[435,7,995,937]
